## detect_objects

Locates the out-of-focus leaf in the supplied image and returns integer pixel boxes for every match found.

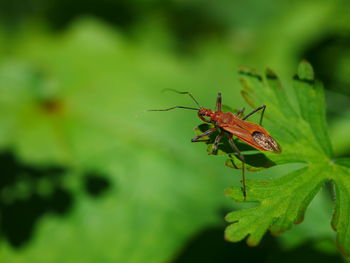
[329,110,350,157]
[0,18,240,263]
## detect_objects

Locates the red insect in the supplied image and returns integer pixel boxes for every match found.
[150,90,281,199]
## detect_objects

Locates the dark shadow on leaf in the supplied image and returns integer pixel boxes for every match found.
[196,124,276,169]
[226,153,276,170]
[293,74,315,85]
[174,224,343,263]
[0,151,113,248]
[334,158,350,168]
[83,172,111,197]
[303,34,350,97]
[238,67,263,81]
[0,151,73,249]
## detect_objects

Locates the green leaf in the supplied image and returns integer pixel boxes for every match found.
[223,61,350,256]
[293,60,333,157]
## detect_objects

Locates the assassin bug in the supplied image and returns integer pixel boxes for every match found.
[150,89,281,199]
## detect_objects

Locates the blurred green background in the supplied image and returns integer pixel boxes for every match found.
[0,0,349,262]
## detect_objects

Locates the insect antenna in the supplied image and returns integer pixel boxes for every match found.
[162,89,202,109]
[148,106,199,112]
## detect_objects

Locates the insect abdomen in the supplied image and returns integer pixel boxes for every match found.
[252,131,281,153]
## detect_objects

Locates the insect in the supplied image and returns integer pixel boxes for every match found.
[150,89,281,199]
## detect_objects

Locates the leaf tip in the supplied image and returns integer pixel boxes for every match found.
[225,158,239,169]
[245,233,264,247]
[224,187,234,196]
[246,237,258,247]
[295,60,315,82]
[265,68,277,79]
[240,90,256,109]
[238,66,263,82]
[224,186,246,202]
[330,221,337,232]
[294,216,304,225]
[294,212,305,225]
[335,237,350,257]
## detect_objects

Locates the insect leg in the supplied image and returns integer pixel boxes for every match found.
[242,105,266,125]
[212,130,225,154]
[215,93,222,112]
[149,106,200,112]
[191,127,216,143]
[228,135,247,200]
[198,114,211,123]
